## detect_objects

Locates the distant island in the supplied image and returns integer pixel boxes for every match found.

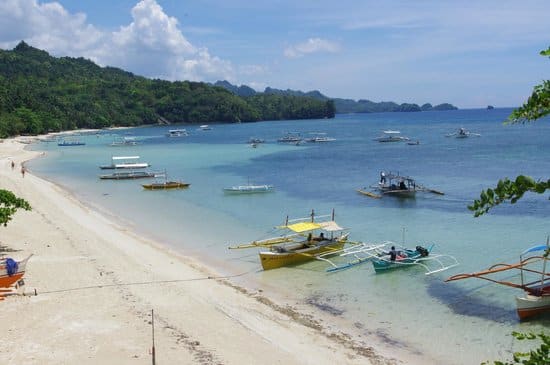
[0,42,334,137]
[214,80,458,114]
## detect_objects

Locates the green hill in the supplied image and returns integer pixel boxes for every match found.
[0,42,335,137]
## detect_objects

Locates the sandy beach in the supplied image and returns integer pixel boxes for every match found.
[0,137,408,365]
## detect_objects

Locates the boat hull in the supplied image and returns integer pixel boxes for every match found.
[0,256,31,288]
[516,293,550,320]
[223,185,274,194]
[142,182,190,190]
[259,240,346,270]
[100,172,156,180]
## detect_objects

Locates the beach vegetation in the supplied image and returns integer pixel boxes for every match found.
[0,189,31,226]
[482,331,549,365]
[0,42,334,138]
[469,47,550,217]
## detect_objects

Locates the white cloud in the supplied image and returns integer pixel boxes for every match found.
[284,38,340,58]
[0,0,236,83]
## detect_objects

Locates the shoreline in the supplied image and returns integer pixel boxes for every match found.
[0,137,414,364]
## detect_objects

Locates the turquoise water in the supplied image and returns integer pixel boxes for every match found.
[28,109,550,364]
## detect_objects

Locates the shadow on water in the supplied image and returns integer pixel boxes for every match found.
[427,279,517,324]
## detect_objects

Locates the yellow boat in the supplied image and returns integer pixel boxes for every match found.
[229,209,350,270]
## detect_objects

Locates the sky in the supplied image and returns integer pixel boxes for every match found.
[0,0,548,108]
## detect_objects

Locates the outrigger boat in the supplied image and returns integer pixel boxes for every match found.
[229,210,357,270]
[371,244,458,275]
[142,172,190,190]
[446,240,550,320]
[223,184,274,194]
[373,130,410,142]
[0,255,32,291]
[357,171,444,199]
[445,127,481,138]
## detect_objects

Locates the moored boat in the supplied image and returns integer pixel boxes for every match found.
[100,155,150,170]
[371,244,458,275]
[223,184,274,194]
[99,171,159,180]
[167,129,188,137]
[58,139,85,146]
[142,181,190,190]
[358,171,444,199]
[446,240,550,320]
[373,130,409,142]
[229,210,352,270]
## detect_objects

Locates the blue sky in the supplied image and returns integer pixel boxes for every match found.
[0,0,548,108]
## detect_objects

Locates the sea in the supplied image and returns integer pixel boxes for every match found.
[27,108,550,364]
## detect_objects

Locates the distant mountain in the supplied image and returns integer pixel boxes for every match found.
[214,81,458,113]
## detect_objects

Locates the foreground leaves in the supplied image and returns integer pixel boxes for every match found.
[482,332,549,365]
[0,189,31,226]
[468,176,550,217]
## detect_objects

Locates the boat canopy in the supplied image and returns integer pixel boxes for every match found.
[112,156,140,160]
[283,222,322,233]
[383,130,401,134]
[319,221,344,232]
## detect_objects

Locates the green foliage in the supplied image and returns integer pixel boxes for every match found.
[0,189,31,226]
[471,47,550,216]
[468,176,550,217]
[507,47,550,124]
[482,332,549,365]
[0,42,333,137]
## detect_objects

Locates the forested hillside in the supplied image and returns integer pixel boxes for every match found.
[0,42,334,137]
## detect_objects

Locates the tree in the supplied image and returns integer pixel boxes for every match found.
[469,47,550,216]
[0,189,31,226]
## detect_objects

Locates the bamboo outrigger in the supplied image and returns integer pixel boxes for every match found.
[446,240,550,320]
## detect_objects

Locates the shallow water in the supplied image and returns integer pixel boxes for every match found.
[28,109,550,364]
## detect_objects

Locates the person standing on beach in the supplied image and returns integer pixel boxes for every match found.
[11,160,15,170]
[20,166,25,177]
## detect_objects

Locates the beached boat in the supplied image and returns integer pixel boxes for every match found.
[357,171,444,199]
[229,210,353,270]
[167,129,188,137]
[223,184,275,194]
[446,240,550,320]
[58,139,85,146]
[373,130,410,142]
[371,244,458,275]
[99,170,159,180]
[445,127,481,138]
[0,255,32,289]
[100,156,150,170]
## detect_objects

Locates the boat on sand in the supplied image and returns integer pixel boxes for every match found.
[0,255,32,291]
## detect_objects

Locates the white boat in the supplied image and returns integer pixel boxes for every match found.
[167,129,188,137]
[110,137,138,146]
[306,133,336,143]
[199,125,212,130]
[373,130,410,142]
[357,171,444,199]
[277,132,302,143]
[223,184,275,194]
[99,156,150,170]
[99,170,160,180]
[445,128,481,138]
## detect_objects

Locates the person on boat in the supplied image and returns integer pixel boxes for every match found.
[307,233,313,242]
[389,246,397,261]
[399,180,407,190]
[313,232,325,241]
[380,171,386,185]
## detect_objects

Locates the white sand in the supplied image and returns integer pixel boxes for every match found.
[0,137,408,365]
